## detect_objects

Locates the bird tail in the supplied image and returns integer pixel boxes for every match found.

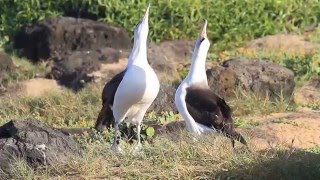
[94,105,114,132]
[224,129,247,146]
[231,130,247,146]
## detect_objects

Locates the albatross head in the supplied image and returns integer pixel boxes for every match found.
[192,19,210,61]
[133,3,150,43]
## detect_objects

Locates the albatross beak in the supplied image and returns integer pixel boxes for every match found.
[200,19,208,39]
[142,3,150,22]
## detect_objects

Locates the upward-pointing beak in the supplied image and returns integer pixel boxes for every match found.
[142,3,150,22]
[200,19,208,39]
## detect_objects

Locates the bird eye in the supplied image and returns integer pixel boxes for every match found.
[136,21,142,28]
[200,37,205,43]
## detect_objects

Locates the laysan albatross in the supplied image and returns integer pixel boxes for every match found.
[95,4,160,153]
[175,19,247,147]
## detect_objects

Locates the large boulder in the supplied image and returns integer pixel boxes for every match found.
[46,48,128,91]
[0,120,81,176]
[207,58,295,100]
[148,40,194,83]
[45,40,194,90]
[206,65,238,98]
[14,17,131,61]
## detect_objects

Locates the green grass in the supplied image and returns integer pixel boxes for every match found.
[234,118,261,128]
[0,84,101,128]
[2,133,320,179]
[229,88,292,117]
[0,60,318,179]
[0,55,48,87]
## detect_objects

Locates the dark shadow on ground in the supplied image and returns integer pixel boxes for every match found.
[214,148,320,180]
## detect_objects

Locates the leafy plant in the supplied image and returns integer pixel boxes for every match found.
[1,0,320,51]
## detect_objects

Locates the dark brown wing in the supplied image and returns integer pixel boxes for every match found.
[185,87,247,146]
[95,69,126,131]
[101,69,126,105]
[185,87,227,129]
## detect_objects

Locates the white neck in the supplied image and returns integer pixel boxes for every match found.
[127,39,148,67]
[185,45,208,87]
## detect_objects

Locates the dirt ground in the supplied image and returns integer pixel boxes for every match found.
[240,108,320,150]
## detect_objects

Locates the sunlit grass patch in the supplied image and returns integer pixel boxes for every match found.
[229,88,292,118]
[234,118,261,128]
[0,55,48,89]
[0,84,102,128]
[3,131,320,179]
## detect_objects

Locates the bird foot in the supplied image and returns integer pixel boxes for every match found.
[132,144,144,156]
[111,144,124,154]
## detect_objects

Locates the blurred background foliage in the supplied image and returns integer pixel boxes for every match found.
[1,0,320,51]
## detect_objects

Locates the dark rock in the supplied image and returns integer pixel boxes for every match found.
[148,40,194,83]
[0,120,81,176]
[14,17,131,61]
[46,48,128,91]
[206,65,237,98]
[207,58,295,100]
[149,84,178,114]
[47,50,100,91]
[45,39,194,90]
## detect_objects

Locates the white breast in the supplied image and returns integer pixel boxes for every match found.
[113,64,159,122]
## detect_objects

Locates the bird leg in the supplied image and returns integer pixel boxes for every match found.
[132,123,143,155]
[111,121,123,153]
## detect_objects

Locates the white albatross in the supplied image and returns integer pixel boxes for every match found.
[97,4,160,153]
[174,19,247,147]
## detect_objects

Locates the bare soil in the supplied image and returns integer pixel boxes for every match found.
[245,34,319,54]
[241,109,320,150]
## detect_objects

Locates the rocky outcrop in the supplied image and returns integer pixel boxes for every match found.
[48,40,194,90]
[13,15,195,90]
[13,17,131,61]
[0,120,81,176]
[206,65,238,98]
[207,58,295,100]
[46,48,128,91]
[148,40,194,83]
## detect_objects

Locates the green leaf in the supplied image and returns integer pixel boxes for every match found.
[146,127,155,137]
